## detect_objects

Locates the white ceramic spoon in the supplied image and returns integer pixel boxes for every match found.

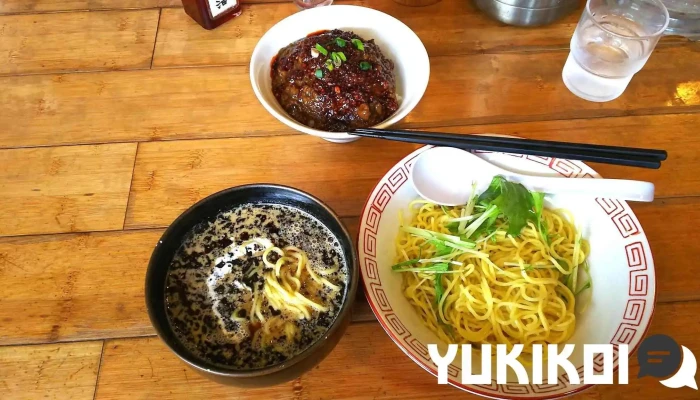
[411,147,655,206]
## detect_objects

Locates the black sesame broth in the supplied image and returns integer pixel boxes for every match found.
[165,204,348,369]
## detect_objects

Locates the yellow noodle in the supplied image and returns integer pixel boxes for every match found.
[258,245,340,322]
[395,202,589,362]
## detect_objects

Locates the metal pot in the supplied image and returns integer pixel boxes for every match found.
[663,0,700,39]
[474,0,580,27]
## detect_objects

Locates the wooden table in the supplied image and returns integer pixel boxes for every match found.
[0,0,698,398]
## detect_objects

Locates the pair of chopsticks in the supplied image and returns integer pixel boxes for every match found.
[351,128,667,169]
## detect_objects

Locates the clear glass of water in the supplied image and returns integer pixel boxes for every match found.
[293,0,333,10]
[562,0,670,102]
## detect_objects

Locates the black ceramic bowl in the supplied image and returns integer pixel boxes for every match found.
[145,184,359,387]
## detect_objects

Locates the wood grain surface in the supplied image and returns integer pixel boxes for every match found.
[0,10,159,75]
[434,114,700,198]
[0,341,102,400]
[124,133,697,230]
[0,0,289,14]
[152,0,690,68]
[93,302,700,399]
[0,144,136,237]
[0,218,358,345]
[0,1,179,14]
[0,229,161,345]
[124,136,420,227]
[0,197,697,345]
[0,66,282,149]
[0,0,698,398]
[2,48,698,149]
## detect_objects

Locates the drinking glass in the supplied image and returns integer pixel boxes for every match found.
[293,0,333,9]
[562,0,670,102]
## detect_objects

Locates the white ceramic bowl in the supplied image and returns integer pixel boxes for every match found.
[250,5,430,143]
[358,146,656,399]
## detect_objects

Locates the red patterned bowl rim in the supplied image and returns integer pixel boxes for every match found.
[357,145,657,400]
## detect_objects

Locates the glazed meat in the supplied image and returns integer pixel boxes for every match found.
[271,29,398,132]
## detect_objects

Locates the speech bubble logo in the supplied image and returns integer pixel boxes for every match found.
[637,334,682,379]
[659,346,698,390]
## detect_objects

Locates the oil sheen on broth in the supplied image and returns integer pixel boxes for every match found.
[165,204,347,369]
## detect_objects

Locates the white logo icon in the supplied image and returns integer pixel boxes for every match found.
[659,346,698,390]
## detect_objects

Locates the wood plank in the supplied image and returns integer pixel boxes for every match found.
[0,0,308,14]
[121,133,700,302]
[153,3,305,68]
[0,198,696,345]
[152,0,689,68]
[0,218,356,345]
[0,1,179,14]
[124,125,698,229]
[404,45,700,128]
[631,198,700,304]
[0,229,160,345]
[436,113,700,199]
[3,45,698,148]
[124,135,421,228]
[0,10,159,76]
[0,66,283,149]
[0,143,136,237]
[94,302,700,399]
[352,289,376,323]
[0,341,102,400]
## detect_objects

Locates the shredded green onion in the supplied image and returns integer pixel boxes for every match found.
[331,52,342,67]
[315,43,328,56]
[463,204,499,239]
[402,226,476,248]
[351,38,364,51]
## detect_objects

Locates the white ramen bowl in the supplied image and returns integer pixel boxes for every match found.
[250,5,430,143]
[358,146,656,399]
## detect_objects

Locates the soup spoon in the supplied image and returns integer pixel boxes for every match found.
[411,147,655,206]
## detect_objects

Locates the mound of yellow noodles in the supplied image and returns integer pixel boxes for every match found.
[244,240,341,348]
[395,201,590,362]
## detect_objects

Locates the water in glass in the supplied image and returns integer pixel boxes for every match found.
[562,0,669,102]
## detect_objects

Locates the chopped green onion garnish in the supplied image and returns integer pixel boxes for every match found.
[402,226,461,245]
[428,239,452,257]
[338,51,347,61]
[351,38,364,51]
[315,43,328,56]
[359,61,371,71]
[463,204,499,239]
[433,263,448,306]
[393,262,449,274]
[331,52,342,67]
[391,259,421,270]
[446,221,460,234]
[325,59,334,71]
[314,69,323,79]
[448,215,475,223]
[401,226,478,251]
[575,280,592,296]
[335,37,347,47]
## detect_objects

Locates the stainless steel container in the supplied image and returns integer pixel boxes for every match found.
[663,0,700,39]
[474,0,579,27]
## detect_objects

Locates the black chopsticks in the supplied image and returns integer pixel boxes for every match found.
[351,128,666,169]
